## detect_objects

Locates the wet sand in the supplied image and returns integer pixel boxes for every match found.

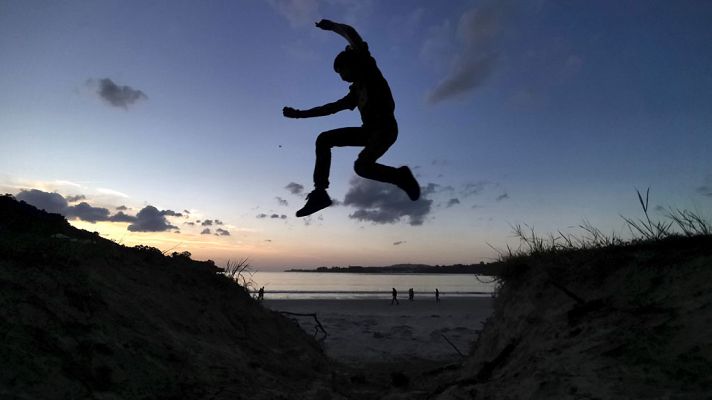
[264,297,494,363]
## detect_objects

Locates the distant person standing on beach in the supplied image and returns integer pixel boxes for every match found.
[257,287,265,301]
[391,288,399,305]
[408,288,414,301]
[435,288,440,303]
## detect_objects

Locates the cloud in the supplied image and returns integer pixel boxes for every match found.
[215,219,223,225]
[267,0,319,28]
[160,210,183,217]
[276,196,289,206]
[66,202,111,223]
[496,192,509,202]
[460,181,506,198]
[426,1,508,104]
[183,209,191,214]
[109,211,137,223]
[215,228,230,236]
[127,206,178,232]
[256,213,268,219]
[97,187,130,198]
[697,175,712,197]
[116,205,128,211]
[201,219,213,226]
[285,182,305,195]
[201,228,212,235]
[16,189,68,214]
[65,195,86,203]
[698,186,712,197]
[393,241,406,246]
[16,189,131,224]
[342,177,433,226]
[184,221,195,226]
[92,78,147,109]
[446,198,461,208]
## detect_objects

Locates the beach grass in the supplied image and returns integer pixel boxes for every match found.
[493,188,711,284]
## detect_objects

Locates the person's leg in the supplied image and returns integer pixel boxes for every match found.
[352,127,399,185]
[353,126,421,201]
[297,127,367,217]
[314,127,366,189]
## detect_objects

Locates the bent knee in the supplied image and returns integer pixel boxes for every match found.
[353,158,373,177]
[315,131,331,148]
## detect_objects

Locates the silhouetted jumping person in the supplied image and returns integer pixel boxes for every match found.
[283,19,421,217]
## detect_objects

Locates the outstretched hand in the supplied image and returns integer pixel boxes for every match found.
[315,19,336,31]
[283,107,301,119]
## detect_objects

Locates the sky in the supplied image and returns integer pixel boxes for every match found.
[2,1,711,270]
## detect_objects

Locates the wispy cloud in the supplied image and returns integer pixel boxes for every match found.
[697,175,712,197]
[446,198,461,208]
[426,1,508,104]
[267,0,319,28]
[97,187,130,198]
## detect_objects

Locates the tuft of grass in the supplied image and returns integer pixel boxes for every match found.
[620,188,673,241]
[222,258,256,294]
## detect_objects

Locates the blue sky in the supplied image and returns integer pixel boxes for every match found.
[2,1,711,270]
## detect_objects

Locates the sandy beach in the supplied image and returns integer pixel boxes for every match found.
[264,297,494,364]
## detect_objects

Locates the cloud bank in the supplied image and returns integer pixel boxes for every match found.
[14,189,197,233]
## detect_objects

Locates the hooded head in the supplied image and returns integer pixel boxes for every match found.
[333,48,360,82]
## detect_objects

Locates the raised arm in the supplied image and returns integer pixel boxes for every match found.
[315,19,366,50]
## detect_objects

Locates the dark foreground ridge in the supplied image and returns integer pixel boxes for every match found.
[0,195,334,399]
[2,193,711,399]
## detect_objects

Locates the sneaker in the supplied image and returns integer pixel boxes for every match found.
[296,189,332,217]
[397,166,420,201]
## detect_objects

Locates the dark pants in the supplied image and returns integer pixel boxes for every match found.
[314,125,399,190]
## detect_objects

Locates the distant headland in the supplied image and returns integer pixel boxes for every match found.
[285,262,502,275]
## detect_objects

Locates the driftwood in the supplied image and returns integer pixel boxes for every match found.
[546,279,586,305]
[440,333,465,357]
[427,338,520,399]
[279,311,328,339]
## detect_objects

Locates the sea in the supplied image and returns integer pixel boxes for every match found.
[247,271,497,300]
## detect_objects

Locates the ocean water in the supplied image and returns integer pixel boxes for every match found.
[248,271,497,300]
